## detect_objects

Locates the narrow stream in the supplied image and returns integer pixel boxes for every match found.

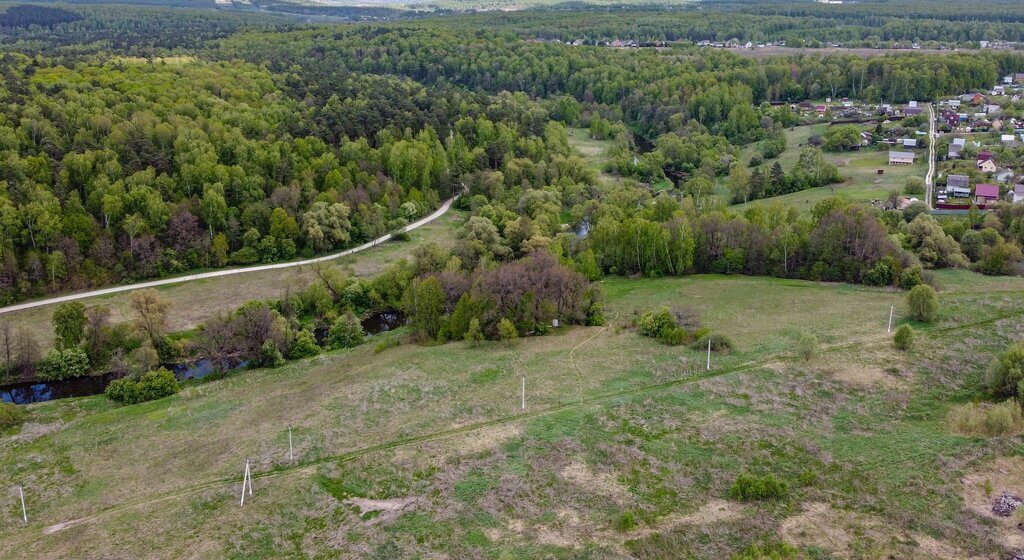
[0,310,406,405]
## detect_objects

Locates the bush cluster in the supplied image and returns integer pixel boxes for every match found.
[105,368,181,405]
[729,473,789,501]
[37,347,89,381]
[0,402,26,430]
[948,400,1022,436]
[893,324,914,350]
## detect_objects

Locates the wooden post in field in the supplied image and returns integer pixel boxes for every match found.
[887,305,894,333]
[706,338,711,371]
[18,486,26,523]
[288,426,293,463]
[521,375,526,411]
[240,460,252,506]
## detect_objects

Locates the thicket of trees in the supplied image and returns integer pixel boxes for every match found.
[446,1,1024,46]
[0,5,83,29]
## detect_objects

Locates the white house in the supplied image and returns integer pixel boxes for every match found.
[889,151,916,165]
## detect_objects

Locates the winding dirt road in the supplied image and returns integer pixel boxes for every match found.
[925,103,937,209]
[0,197,456,315]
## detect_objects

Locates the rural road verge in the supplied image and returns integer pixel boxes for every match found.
[0,197,456,315]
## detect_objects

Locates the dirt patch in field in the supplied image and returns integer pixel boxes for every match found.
[458,424,522,455]
[43,518,84,535]
[344,497,420,526]
[560,459,632,503]
[781,502,983,559]
[493,500,744,551]
[665,499,743,526]
[961,457,1024,549]
[822,361,905,389]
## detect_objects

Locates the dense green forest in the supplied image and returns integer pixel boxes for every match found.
[0,0,1019,309]
[436,2,1024,46]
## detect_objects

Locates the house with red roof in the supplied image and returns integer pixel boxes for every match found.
[975,183,1000,204]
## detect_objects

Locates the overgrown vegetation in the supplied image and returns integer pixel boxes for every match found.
[729,473,789,501]
[0,401,25,430]
[104,367,179,405]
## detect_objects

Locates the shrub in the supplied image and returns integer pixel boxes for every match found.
[948,400,1023,436]
[37,347,89,380]
[498,318,518,346]
[329,312,365,349]
[464,318,484,346]
[374,338,400,354]
[637,308,675,339]
[985,342,1024,400]
[862,260,895,286]
[260,339,285,368]
[287,329,320,359]
[106,368,180,405]
[659,327,690,346]
[691,333,735,352]
[893,324,914,351]
[797,332,818,361]
[729,473,789,501]
[614,511,638,532]
[907,284,939,322]
[904,176,926,195]
[899,264,924,290]
[0,402,26,430]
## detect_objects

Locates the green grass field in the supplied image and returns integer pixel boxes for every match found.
[738,124,928,214]
[2,271,1023,558]
[0,210,466,352]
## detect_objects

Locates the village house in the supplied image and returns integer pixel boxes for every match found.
[1014,184,1024,203]
[979,159,998,173]
[995,169,1016,183]
[902,138,918,149]
[889,151,916,165]
[947,143,962,158]
[947,174,971,198]
[975,183,1000,204]
[904,106,924,116]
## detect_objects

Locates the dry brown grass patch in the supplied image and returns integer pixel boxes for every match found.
[560,459,632,503]
[961,456,1024,550]
[821,361,906,389]
[781,502,985,559]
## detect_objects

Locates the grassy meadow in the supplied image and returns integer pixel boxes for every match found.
[2,272,1024,558]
